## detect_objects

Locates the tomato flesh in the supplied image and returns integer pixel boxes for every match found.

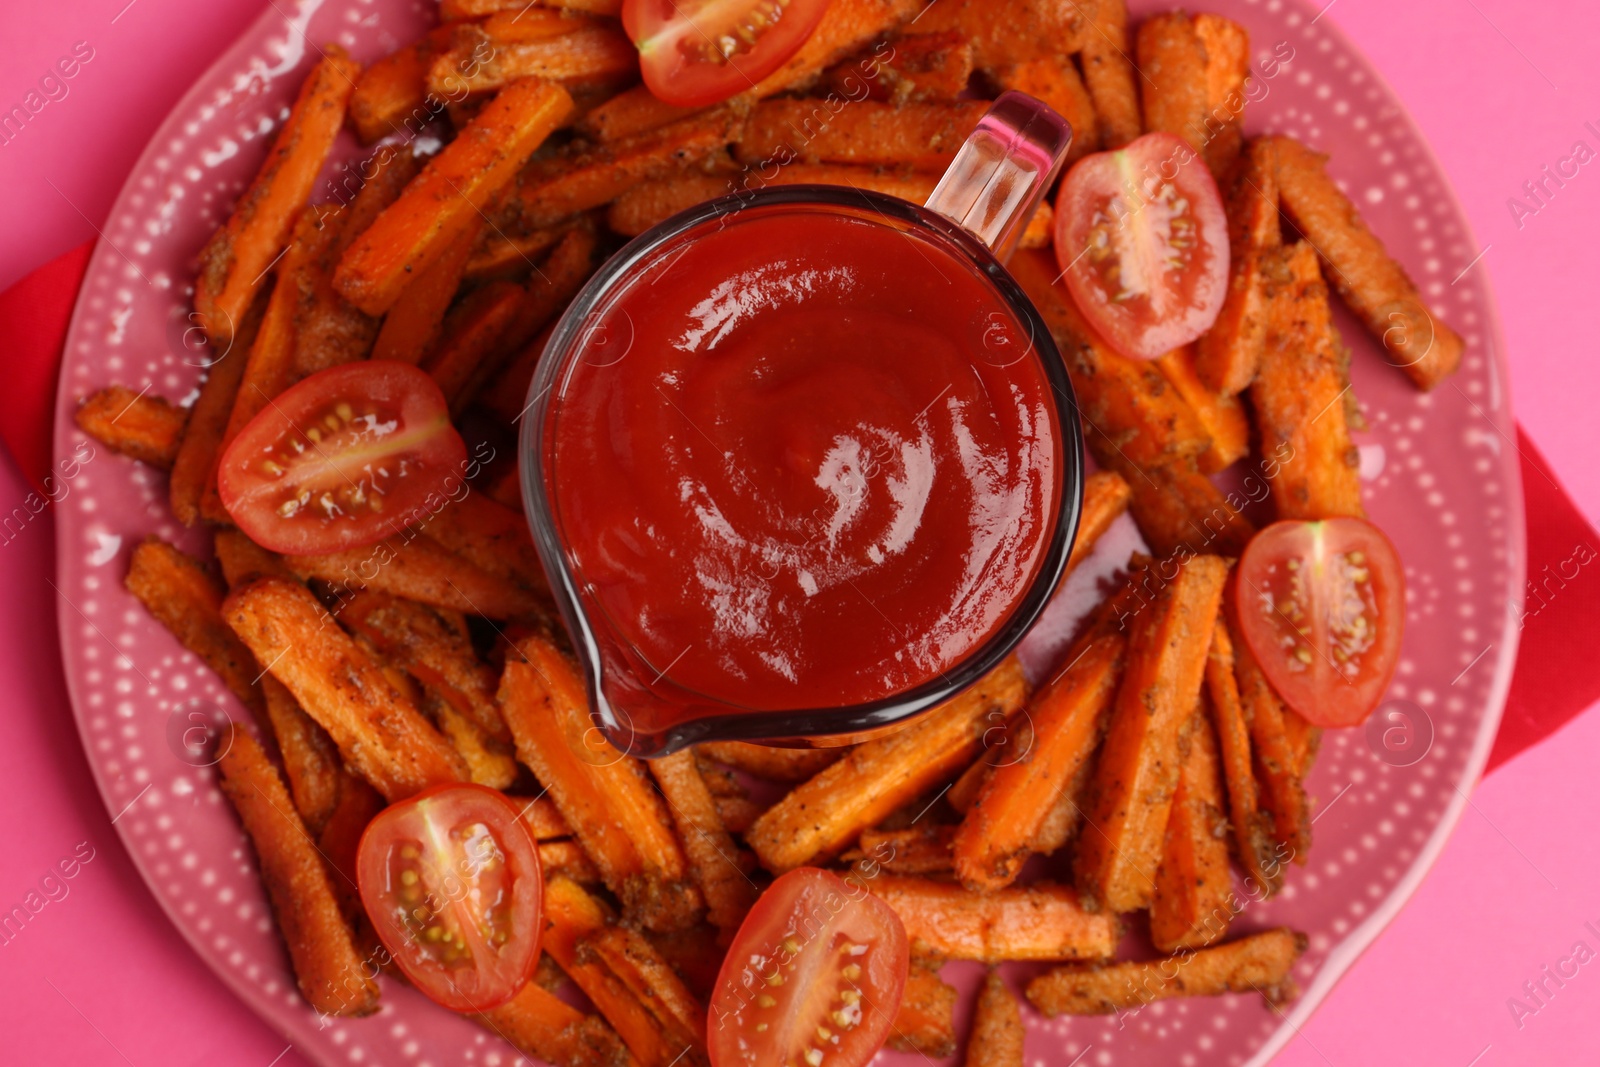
[709,868,909,1067]
[216,362,468,556]
[356,784,543,1013]
[1235,518,1406,728]
[623,0,833,108]
[1054,131,1229,360]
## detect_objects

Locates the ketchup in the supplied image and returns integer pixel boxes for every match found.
[546,205,1063,711]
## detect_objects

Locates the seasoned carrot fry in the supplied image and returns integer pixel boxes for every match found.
[650,750,758,933]
[1196,137,1281,395]
[913,0,1088,71]
[999,56,1099,163]
[214,527,295,586]
[1267,134,1463,390]
[1123,458,1255,559]
[590,924,707,1049]
[1078,0,1141,149]
[315,771,385,921]
[1193,14,1250,178]
[336,78,572,316]
[734,99,987,171]
[847,823,957,876]
[223,576,468,800]
[542,877,682,1067]
[578,85,710,142]
[967,971,1025,1067]
[348,26,455,144]
[866,874,1117,962]
[890,962,957,1056]
[747,657,1029,871]
[196,48,360,345]
[819,31,975,105]
[74,386,187,469]
[370,216,483,365]
[477,981,634,1067]
[288,534,545,620]
[1204,618,1280,892]
[169,291,266,526]
[480,9,603,43]
[1149,708,1233,952]
[540,840,606,885]
[428,24,636,97]
[443,0,622,16]
[751,0,923,97]
[125,538,265,721]
[500,636,701,931]
[424,279,525,408]
[1026,928,1307,1015]
[1156,345,1251,474]
[713,793,765,836]
[509,109,743,229]
[217,723,379,1016]
[644,925,725,1000]
[1074,554,1227,913]
[1228,608,1312,864]
[465,226,568,282]
[1252,241,1365,520]
[420,489,551,600]
[696,741,842,783]
[515,794,576,839]
[953,631,1126,892]
[1066,470,1133,574]
[261,675,345,834]
[1136,12,1209,156]
[1283,708,1321,779]
[946,755,990,816]
[418,686,518,788]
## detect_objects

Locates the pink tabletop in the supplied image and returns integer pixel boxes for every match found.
[2,2,1597,1064]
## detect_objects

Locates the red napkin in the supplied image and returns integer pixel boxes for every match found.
[3,243,1595,775]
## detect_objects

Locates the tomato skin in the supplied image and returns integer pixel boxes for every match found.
[1053,131,1229,360]
[356,784,543,1013]
[623,0,833,108]
[1235,518,1406,729]
[709,868,909,1067]
[217,362,468,557]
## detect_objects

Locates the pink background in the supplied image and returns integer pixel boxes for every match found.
[1,1,1597,1064]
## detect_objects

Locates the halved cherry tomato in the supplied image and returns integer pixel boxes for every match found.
[708,867,909,1067]
[622,0,833,108]
[356,784,543,1013]
[1053,130,1229,360]
[1235,517,1406,728]
[216,362,468,556]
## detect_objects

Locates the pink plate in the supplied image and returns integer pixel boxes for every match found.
[52,1,1523,1064]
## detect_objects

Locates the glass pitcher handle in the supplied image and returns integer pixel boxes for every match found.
[924,91,1073,263]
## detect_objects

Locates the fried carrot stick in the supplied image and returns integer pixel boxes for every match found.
[196,48,360,346]
[912,0,1089,70]
[1228,609,1312,864]
[967,971,1025,1067]
[509,109,743,229]
[1136,11,1210,156]
[1267,134,1463,390]
[477,981,635,1067]
[466,225,569,283]
[420,489,552,600]
[1193,14,1250,178]
[1149,707,1233,953]
[889,962,957,1056]
[847,823,957,876]
[746,657,1029,872]
[1283,708,1322,780]
[428,23,636,97]
[442,0,621,16]
[1252,241,1365,520]
[1123,458,1255,560]
[953,630,1126,892]
[370,215,483,365]
[590,924,707,1050]
[578,85,711,142]
[217,723,379,1016]
[696,741,842,783]
[260,674,346,834]
[1066,470,1133,574]
[500,636,702,931]
[315,771,385,922]
[336,78,572,316]
[348,26,456,144]
[734,99,987,171]
[713,793,765,836]
[1195,137,1281,395]
[169,291,266,526]
[1078,0,1142,149]
[1074,554,1228,913]
[417,685,518,789]
[286,534,545,620]
[74,386,187,469]
[1204,617,1280,893]
[751,0,924,97]
[515,794,576,839]
[946,755,990,816]
[540,840,607,886]
[223,576,468,800]
[649,749,758,934]
[215,527,296,586]
[423,279,525,408]
[819,31,975,105]
[125,538,266,721]
[999,56,1099,163]
[866,874,1118,962]
[1156,345,1251,474]
[1027,928,1307,1015]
